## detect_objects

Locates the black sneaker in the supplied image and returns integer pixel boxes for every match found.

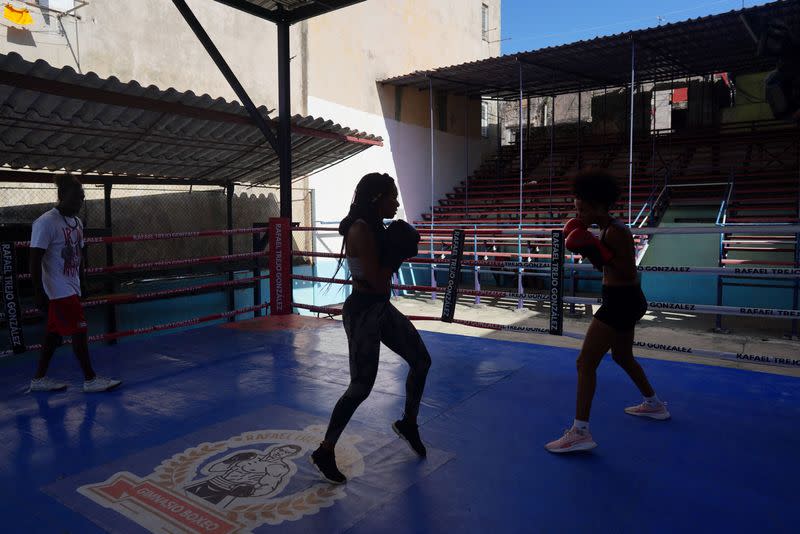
[392,419,427,458]
[310,445,347,484]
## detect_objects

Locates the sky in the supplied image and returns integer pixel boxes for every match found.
[500,0,770,54]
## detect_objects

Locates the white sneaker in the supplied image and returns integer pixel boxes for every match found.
[624,401,671,420]
[83,376,122,393]
[28,377,68,393]
[545,427,598,453]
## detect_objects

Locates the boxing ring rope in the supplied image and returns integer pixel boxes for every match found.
[2,225,274,357]
[18,274,273,318]
[292,250,800,279]
[16,251,269,281]
[290,273,800,320]
[290,302,799,368]
[13,227,273,249]
[291,224,800,368]
[2,220,798,369]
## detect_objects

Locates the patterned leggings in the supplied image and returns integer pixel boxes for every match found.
[324,292,432,445]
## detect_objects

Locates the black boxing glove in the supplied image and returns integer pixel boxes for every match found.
[380,220,420,272]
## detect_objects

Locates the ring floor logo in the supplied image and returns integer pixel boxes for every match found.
[78,425,365,533]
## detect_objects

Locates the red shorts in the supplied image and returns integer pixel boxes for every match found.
[47,295,88,336]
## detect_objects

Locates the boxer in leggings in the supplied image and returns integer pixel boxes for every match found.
[311,173,431,484]
[546,170,669,454]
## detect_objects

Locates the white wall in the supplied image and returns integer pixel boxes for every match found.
[307,96,494,253]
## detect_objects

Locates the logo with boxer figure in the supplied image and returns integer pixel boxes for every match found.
[78,425,365,533]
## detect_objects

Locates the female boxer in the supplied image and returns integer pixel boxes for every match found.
[545,170,669,454]
[311,173,431,483]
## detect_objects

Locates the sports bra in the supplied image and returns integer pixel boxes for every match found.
[347,256,366,280]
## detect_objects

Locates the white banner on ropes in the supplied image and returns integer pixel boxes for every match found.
[559,331,800,368]
[564,296,800,319]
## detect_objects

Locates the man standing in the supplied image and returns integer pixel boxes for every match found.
[28,175,121,393]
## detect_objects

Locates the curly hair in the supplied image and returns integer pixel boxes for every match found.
[338,172,396,237]
[572,170,620,210]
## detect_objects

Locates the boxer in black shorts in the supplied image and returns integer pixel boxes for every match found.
[311,173,431,484]
[546,170,670,454]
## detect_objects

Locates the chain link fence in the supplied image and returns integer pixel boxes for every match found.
[1,180,312,267]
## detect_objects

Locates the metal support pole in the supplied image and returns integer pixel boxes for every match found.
[465,97,469,215]
[226,182,235,320]
[277,18,292,220]
[628,38,636,225]
[715,230,727,333]
[252,223,268,316]
[550,95,555,220]
[171,0,279,157]
[526,96,531,147]
[473,224,481,305]
[577,88,582,169]
[103,183,117,343]
[791,232,799,339]
[429,78,437,299]
[517,61,524,309]
[496,98,502,183]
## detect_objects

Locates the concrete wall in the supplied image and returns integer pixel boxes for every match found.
[307,0,500,117]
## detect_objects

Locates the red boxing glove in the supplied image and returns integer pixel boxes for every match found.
[565,228,614,269]
[563,218,586,236]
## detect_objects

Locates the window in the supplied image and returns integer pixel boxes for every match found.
[481,3,489,40]
[481,101,489,138]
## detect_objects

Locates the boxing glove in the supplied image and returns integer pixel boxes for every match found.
[565,228,613,270]
[380,220,420,272]
[563,217,586,236]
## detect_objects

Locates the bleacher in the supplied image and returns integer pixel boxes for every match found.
[415,121,799,272]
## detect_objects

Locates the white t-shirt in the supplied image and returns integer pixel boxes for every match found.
[30,208,84,299]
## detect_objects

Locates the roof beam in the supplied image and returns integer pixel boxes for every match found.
[172,0,281,155]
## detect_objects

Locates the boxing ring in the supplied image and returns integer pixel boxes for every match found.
[1,221,799,533]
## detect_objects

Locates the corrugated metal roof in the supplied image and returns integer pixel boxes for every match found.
[0,52,381,185]
[382,0,800,98]
[246,0,315,9]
